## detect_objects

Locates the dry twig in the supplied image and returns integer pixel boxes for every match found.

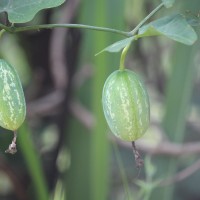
[117,139,200,156]
[49,0,80,89]
[27,93,200,157]
[132,141,144,169]
[5,131,18,154]
[160,159,200,186]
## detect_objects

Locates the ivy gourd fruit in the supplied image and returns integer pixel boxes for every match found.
[0,59,26,131]
[102,69,150,141]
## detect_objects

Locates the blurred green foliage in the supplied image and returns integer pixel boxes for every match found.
[0,0,200,200]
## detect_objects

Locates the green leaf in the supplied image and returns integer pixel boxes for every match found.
[162,0,175,8]
[138,14,197,45]
[95,37,134,55]
[0,0,65,23]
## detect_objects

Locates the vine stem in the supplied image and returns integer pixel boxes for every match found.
[119,2,164,70]
[0,23,130,37]
[0,3,164,38]
[129,2,164,35]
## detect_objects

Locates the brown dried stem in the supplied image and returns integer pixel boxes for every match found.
[5,130,18,154]
[49,0,80,89]
[132,141,144,169]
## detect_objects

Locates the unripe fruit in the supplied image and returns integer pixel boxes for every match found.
[0,59,26,131]
[102,69,150,141]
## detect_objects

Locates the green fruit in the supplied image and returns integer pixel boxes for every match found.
[0,59,26,131]
[102,69,150,141]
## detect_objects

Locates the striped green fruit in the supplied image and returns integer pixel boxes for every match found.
[0,59,26,131]
[102,69,150,141]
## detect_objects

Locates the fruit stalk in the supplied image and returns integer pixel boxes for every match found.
[119,44,131,70]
